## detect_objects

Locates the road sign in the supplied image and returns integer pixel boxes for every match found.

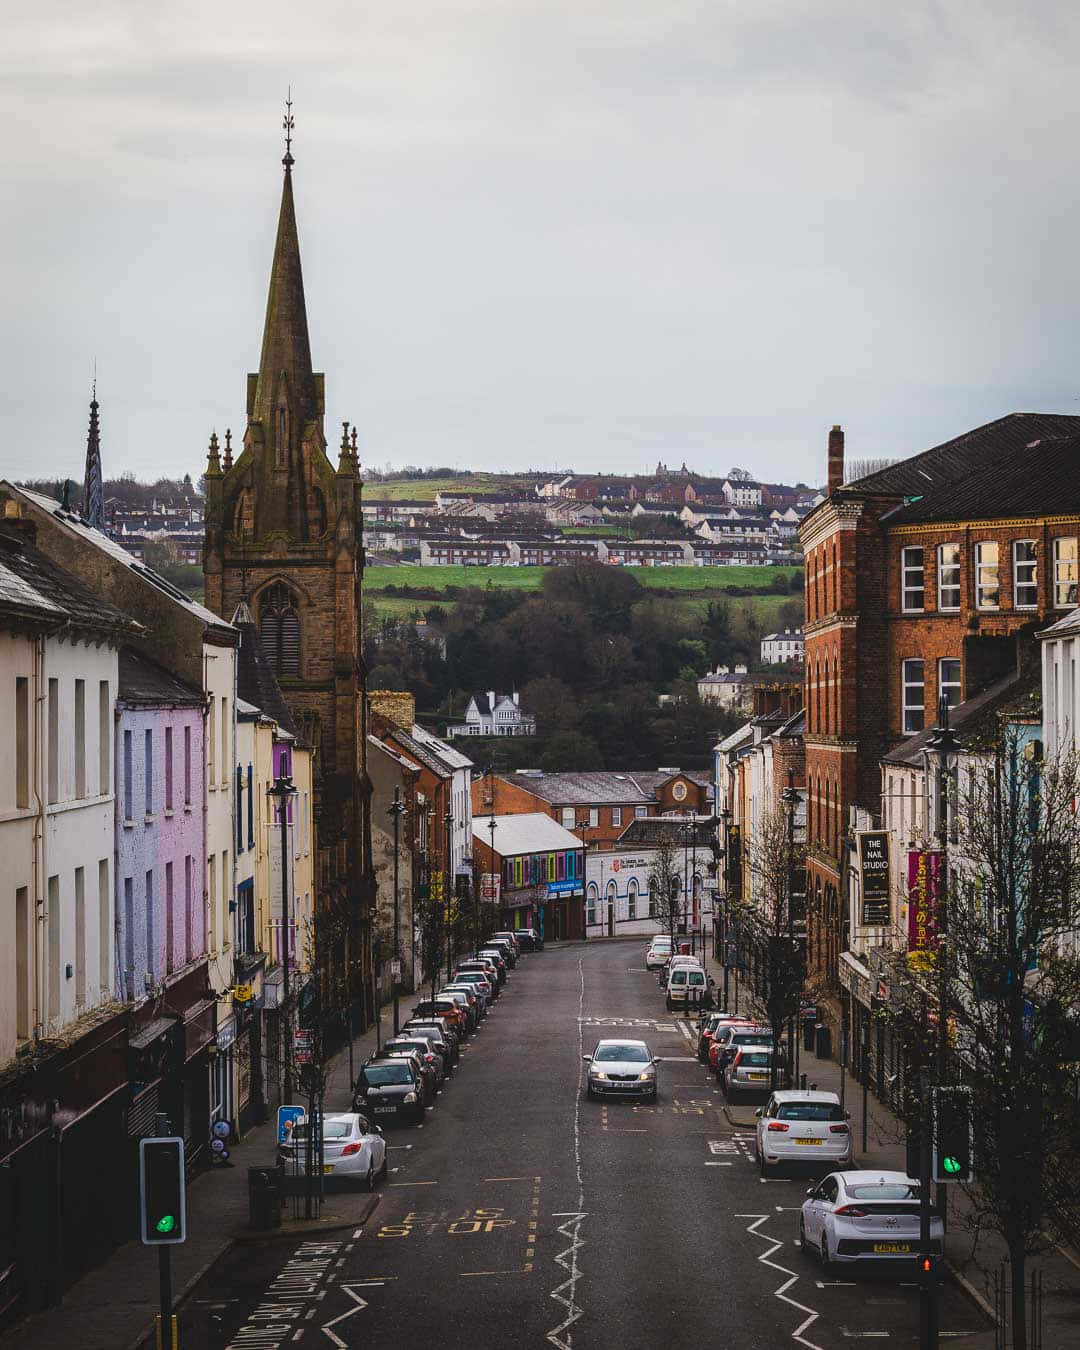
[390,957,402,982]
[139,1137,187,1245]
[278,1105,305,1144]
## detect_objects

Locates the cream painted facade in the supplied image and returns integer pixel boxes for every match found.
[204,642,237,1000]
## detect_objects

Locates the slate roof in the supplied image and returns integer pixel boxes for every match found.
[0,525,141,643]
[1040,605,1080,640]
[7,486,233,635]
[838,414,1080,521]
[497,769,711,806]
[617,817,716,847]
[231,606,297,737]
[881,667,1039,766]
[390,726,453,780]
[117,649,203,706]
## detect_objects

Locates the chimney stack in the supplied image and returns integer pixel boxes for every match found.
[827,425,845,493]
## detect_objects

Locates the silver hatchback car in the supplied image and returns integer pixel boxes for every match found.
[584,1039,659,1102]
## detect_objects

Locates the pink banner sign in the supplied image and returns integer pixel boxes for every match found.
[906,849,942,969]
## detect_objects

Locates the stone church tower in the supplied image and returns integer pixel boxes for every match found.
[203,132,373,1027]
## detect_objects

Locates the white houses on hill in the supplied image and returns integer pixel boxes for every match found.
[447,691,536,739]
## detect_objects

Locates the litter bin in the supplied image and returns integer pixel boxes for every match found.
[803,1020,816,1052]
[248,1165,283,1231]
[814,1023,832,1060]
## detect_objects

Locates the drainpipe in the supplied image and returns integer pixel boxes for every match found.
[32,632,46,1041]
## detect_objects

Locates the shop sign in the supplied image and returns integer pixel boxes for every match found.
[547,880,580,896]
[480,873,501,902]
[293,1029,314,1065]
[857,832,891,925]
[216,1017,237,1052]
[233,983,253,1004]
[906,849,942,971]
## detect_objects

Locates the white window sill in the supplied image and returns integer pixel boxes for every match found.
[164,808,174,818]
[144,813,157,825]
[123,818,135,830]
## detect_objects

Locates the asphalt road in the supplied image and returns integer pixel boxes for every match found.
[175,940,992,1349]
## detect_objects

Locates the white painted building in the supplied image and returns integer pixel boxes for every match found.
[760,629,804,664]
[584,817,715,941]
[446,691,537,739]
[0,517,140,1060]
[1041,605,1080,764]
[407,723,475,878]
[722,479,763,508]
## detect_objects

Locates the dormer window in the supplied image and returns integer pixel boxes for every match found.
[259,582,300,676]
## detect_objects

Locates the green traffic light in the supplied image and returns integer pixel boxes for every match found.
[943,1156,961,1175]
[155,1214,177,1234]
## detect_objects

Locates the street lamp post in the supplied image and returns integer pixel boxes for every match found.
[719,807,731,1009]
[577,817,589,941]
[268,772,297,1106]
[444,807,455,977]
[781,769,800,1089]
[388,788,406,1036]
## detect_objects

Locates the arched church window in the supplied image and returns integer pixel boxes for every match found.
[259,582,300,676]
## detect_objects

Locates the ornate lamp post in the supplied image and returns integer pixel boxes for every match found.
[388,788,406,1035]
[781,770,801,1087]
[444,807,455,976]
[267,771,297,1105]
[719,806,731,1010]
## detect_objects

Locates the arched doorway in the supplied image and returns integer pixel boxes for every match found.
[606,880,617,937]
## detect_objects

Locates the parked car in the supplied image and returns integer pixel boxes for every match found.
[384,1035,446,1083]
[492,931,521,956]
[756,1091,852,1175]
[584,1039,659,1102]
[517,927,543,951]
[723,1047,783,1097]
[645,935,674,970]
[696,1012,749,1062]
[800,1171,941,1273]
[439,986,479,1031]
[443,981,487,1017]
[449,971,493,1007]
[402,1019,458,1067]
[456,959,502,994]
[412,997,468,1037]
[370,1046,436,1105]
[278,1111,387,1190]
[478,944,512,975]
[711,1025,774,1076]
[484,938,517,968]
[665,963,713,1012]
[353,1057,425,1124]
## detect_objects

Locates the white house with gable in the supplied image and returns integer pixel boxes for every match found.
[447,691,537,739]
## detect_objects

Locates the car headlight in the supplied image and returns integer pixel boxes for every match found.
[591,1071,607,1080]
[404,1092,417,1103]
[639,1072,655,1082]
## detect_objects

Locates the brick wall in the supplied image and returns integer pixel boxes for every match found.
[368,690,416,731]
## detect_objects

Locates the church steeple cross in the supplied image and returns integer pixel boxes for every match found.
[283,89,295,170]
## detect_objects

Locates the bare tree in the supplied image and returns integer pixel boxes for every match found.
[883,730,1080,1349]
[648,837,682,950]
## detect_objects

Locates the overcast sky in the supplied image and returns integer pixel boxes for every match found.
[5,2,1080,488]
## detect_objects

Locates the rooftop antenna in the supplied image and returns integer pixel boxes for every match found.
[282,88,295,170]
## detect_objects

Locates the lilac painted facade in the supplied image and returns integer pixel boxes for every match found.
[114,651,206,1000]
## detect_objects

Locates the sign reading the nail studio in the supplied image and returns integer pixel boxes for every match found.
[858,832,891,926]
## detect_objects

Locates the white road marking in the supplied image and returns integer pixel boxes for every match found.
[735,1213,824,1350]
[816,1281,857,1288]
[841,1332,890,1339]
[706,1162,734,1167]
[547,959,588,1350]
[320,1285,368,1346]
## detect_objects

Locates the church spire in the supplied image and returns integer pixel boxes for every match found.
[252,96,317,436]
[83,381,106,530]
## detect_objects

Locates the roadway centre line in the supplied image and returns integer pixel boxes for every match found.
[389,1180,438,1186]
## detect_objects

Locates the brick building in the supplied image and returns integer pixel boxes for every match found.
[202,139,375,1033]
[798,415,1080,1015]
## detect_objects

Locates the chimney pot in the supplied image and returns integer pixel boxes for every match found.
[827,424,845,494]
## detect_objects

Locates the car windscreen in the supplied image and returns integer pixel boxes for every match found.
[293,1122,352,1141]
[594,1043,649,1063]
[739,1052,771,1066]
[847,1183,921,1201]
[363,1064,412,1086]
[777,1103,844,1121]
[387,1042,427,1054]
[734,1033,773,1045]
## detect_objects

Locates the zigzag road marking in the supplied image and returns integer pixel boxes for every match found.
[547,1211,587,1349]
[734,1213,824,1350]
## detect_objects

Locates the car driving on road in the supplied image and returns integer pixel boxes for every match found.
[353,1056,426,1123]
[584,1039,659,1102]
[800,1171,941,1273]
[645,935,674,970]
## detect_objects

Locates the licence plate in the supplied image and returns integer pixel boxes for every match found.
[322,1164,334,1174]
[748,1073,768,1081]
[873,1242,912,1254]
[373,1106,396,1114]
[795,1137,823,1145]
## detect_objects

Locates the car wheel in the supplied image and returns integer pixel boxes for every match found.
[377,1153,388,1181]
[758,1147,768,1178]
[798,1218,807,1251]
[820,1234,836,1276]
[665,998,673,1011]
[365,1162,375,1192]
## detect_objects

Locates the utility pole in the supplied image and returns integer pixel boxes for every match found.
[389,787,405,1035]
[268,772,296,1106]
[444,806,455,977]
[918,1069,939,1350]
[782,769,799,1088]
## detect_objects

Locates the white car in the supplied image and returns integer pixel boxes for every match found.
[800,1170,943,1273]
[755,1091,853,1173]
[278,1111,388,1190]
[645,936,674,970]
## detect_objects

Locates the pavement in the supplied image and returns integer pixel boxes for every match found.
[0,997,400,1350]
[4,936,1076,1350]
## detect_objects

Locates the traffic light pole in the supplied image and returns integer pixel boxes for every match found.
[158,1247,173,1349]
[919,1071,939,1350]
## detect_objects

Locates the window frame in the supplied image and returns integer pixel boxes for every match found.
[900,546,925,613]
[1053,537,1078,609]
[938,658,962,710]
[1012,539,1038,610]
[902,658,925,734]
[975,541,1000,610]
[936,542,961,611]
